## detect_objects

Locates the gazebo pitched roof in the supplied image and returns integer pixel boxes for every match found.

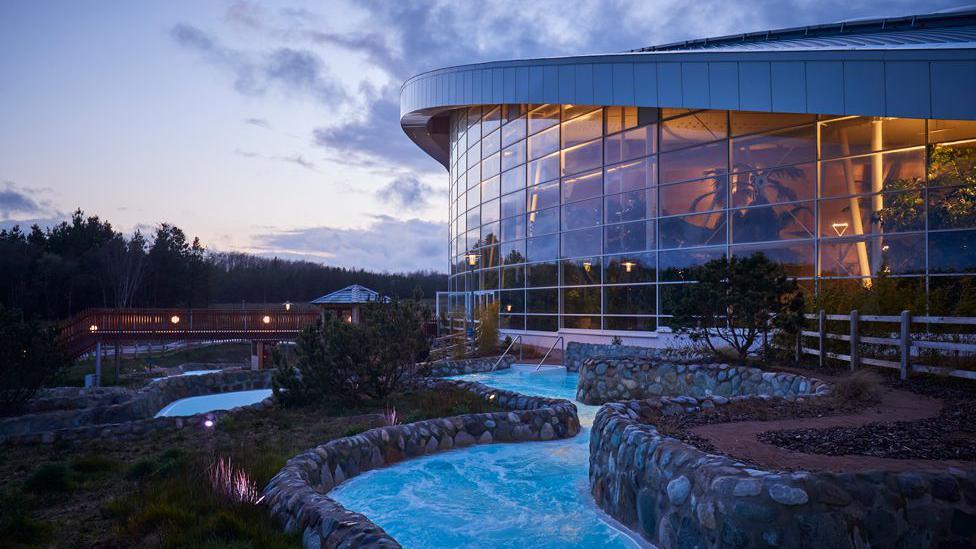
[310,284,389,305]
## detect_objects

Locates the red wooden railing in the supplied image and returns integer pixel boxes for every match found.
[58,308,321,358]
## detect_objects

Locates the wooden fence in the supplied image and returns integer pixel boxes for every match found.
[797,311,976,381]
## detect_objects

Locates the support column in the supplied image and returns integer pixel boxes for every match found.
[95,341,102,387]
[251,341,265,370]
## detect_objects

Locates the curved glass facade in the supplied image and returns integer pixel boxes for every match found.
[446,105,976,333]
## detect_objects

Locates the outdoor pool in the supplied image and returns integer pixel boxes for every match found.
[330,368,646,548]
[153,389,272,417]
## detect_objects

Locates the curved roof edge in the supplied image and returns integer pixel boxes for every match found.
[400,47,976,168]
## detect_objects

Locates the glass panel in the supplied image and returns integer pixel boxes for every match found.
[605,124,656,165]
[562,104,600,121]
[731,111,816,137]
[500,314,525,330]
[501,215,525,241]
[929,230,976,274]
[561,227,602,258]
[501,141,526,171]
[499,289,524,313]
[526,289,558,312]
[528,125,559,161]
[528,104,560,135]
[604,252,656,284]
[604,220,653,254]
[660,110,727,152]
[481,176,500,201]
[562,287,601,314]
[482,106,501,135]
[501,166,526,194]
[527,206,558,237]
[562,197,602,230]
[605,106,638,134]
[481,268,499,290]
[729,241,814,277]
[481,198,500,225]
[502,116,527,147]
[660,177,727,216]
[528,152,560,185]
[562,316,601,329]
[561,139,602,177]
[562,169,603,203]
[731,201,815,243]
[820,148,925,197]
[526,234,559,262]
[659,247,727,281]
[501,239,525,265]
[466,208,480,231]
[605,189,655,224]
[526,315,557,332]
[526,261,558,287]
[482,129,501,158]
[819,234,923,278]
[731,125,815,172]
[820,117,925,160]
[731,162,816,207]
[605,316,656,331]
[929,186,976,231]
[562,257,601,286]
[659,213,727,249]
[527,180,560,212]
[501,190,526,219]
[562,109,602,148]
[481,221,500,245]
[504,105,528,124]
[605,157,655,194]
[929,120,976,144]
[481,153,500,180]
[605,285,656,314]
[821,192,924,237]
[501,266,525,288]
[928,140,976,188]
[660,141,728,184]
[467,167,479,189]
[928,277,976,316]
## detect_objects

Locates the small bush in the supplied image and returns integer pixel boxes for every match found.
[0,509,52,546]
[24,463,76,494]
[477,303,499,356]
[125,449,188,481]
[70,454,119,475]
[832,370,883,403]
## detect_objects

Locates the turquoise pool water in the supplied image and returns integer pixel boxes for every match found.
[330,368,645,548]
[153,389,272,417]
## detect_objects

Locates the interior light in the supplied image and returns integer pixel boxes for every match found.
[171,315,180,325]
[583,261,592,272]
[882,245,890,252]
[831,222,849,237]
[262,315,271,324]
[284,302,291,311]
[89,324,98,333]
[506,304,513,312]
[622,261,636,273]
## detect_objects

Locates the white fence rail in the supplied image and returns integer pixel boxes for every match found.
[798,310,976,381]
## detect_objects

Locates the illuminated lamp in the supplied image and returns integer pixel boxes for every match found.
[170,315,180,325]
[262,315,271,324]
[622,261,636,273]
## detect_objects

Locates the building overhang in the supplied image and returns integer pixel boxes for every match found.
[401,46,976,169]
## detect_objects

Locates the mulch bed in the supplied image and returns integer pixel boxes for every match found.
[758,376,976,461]
[639,397,870,457]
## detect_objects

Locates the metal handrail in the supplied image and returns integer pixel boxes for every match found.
[536,336,564,371]
[491,335,521,371]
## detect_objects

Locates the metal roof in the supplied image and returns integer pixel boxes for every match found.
[310,285,389,305]
[633,7,976,52]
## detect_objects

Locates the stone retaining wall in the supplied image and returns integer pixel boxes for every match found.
[565,341,711,373]
[262,378,581,548]
[428,355,514,377]
[578,358,830,405]
[0,370,272,441]
[590,397,976,548]
[22,386,133,413]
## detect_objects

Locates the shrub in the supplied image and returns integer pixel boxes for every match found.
[476,302,499,356]
[273,299,431,406]
[832,369,883,403]
[24,463,76,494]
[666,253,804,361]
[0,305,71,415]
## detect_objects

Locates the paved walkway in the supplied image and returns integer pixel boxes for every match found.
[690,382,974,472]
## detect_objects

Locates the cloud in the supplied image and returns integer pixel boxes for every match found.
[279,154,315,170]
[0,181,63,222]
[244,117,270,128]
[252,215,446,272]
[375,174,437,211]
[234,149,317,171]
[170,23,345,106]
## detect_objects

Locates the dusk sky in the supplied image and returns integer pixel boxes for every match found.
[1,0,969,272]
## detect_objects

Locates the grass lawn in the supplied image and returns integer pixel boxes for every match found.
[0,386,501,548]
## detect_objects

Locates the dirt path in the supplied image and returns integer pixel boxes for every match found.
[690,384,974,472]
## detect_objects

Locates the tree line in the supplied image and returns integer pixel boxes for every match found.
[0,210,446,322]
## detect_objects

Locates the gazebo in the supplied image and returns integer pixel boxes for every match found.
[309,284,389,324]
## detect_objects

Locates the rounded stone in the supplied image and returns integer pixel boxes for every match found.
[768,484,808,506]
[667,475,691,505]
